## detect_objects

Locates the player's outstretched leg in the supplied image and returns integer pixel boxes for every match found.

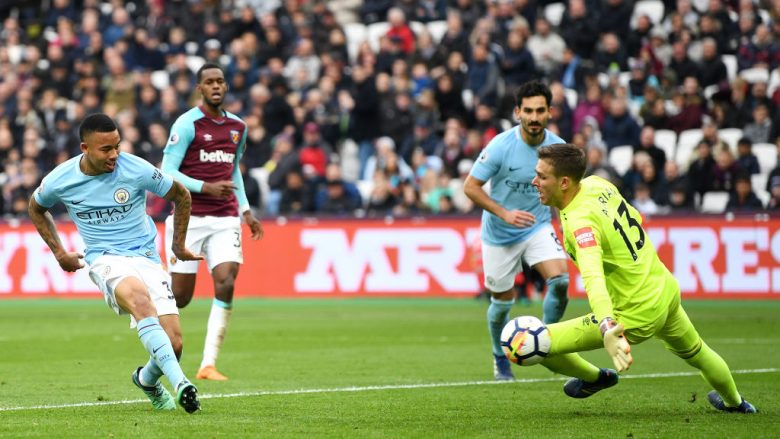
[707,391,757,413]
[542,274,569,324]
[132,367,175,410]
[487,297,515,380]
[176,380,201,413]
[137,316,200,412]
[563,368,619,399]
[197,298,232,381]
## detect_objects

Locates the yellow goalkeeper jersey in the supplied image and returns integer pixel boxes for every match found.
[559,176,677,330]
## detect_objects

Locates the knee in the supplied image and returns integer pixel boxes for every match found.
[174,291,193,309]
[214,276,236,296]
[125,290,156,319]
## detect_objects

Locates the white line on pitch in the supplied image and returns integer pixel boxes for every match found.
[0,368,777,412]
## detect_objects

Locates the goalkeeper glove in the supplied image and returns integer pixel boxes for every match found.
[599,317,633,372]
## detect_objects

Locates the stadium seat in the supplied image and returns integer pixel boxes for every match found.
[751,173,768,196]
[426,20,447,43]
[344,22,367,62]
[356,180,375,207]
[632,0,665,27]
[150,70,169,90]
[249,167,271,213]
[608,145,634,176]
[500,118,513,131]
[753,143,778,173]
[409,21,426,38]
[718,128,743,149]
[675,128,703,170]
[186,55,205,74]
[564,88,578,109]
[654,129,677,162]
[703,84,720,99]
[700,191,729,213]
[367,21,391,52]
[722,54,737,82]
[768,68,780,97]
[544,2,565,27]
[739,67,770,84]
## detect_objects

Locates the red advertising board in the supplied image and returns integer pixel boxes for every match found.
[1,216,778,298]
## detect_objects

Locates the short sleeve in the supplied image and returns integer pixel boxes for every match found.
[469,142,501,181]
[33,176,60,208]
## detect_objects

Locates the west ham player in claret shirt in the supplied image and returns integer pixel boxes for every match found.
[162,63,263,381]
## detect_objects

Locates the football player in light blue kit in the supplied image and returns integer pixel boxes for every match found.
[28,114,203,413]
[464,80,571,380]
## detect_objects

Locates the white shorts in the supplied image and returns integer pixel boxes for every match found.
[481,223,567,292]
[165,215,243,274]
[88,255,178,317]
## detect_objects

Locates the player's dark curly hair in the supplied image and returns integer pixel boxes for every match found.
[79,113,117,141]
[515,80,552,108]
[537,144,586,182]
[197,62,225,83]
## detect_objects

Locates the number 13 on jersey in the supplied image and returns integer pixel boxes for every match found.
[612,200,645,261]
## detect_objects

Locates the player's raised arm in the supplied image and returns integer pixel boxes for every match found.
[163,180,204,261]
[28,197,84,272]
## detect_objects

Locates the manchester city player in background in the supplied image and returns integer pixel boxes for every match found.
[463,80,571,381]
[28,113,203,413]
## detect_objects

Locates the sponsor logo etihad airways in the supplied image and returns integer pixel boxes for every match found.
[200,149,235,163]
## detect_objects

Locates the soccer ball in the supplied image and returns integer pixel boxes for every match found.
[500,316,551,366]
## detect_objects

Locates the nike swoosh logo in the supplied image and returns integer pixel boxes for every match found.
[152,345,164,354]
[509,167,521,172]
[72,200,84,205]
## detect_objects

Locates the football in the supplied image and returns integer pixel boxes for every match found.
[500,315,551,366]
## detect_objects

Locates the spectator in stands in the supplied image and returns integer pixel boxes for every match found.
[712,148,743,192]
[366,170,398,216]
[635,126,668,174]
[737,23,780,71]
[719,78,753,128]
[632,182,660,215]
[584,143,622,189]
[687,140,716,199]
[317,177,362,215]
[743,102,773,144]
[527,17,565,77]
[735,137,761,174]
[669,41,700,86]
[767,178,780,210]
[386,7,416,55]
[726,172,764,211]
[602,98,641,151]
[594,33,629,74]
[559,0,598,59]
[501,29,536,93]
[466,42,499,108]
[698,38,729,89]
[298,122,332,181]
[279,167,315,215]
[401,117,441,163]
[667,182,696,212]
[668,78,705,133]
[573,84,605,134]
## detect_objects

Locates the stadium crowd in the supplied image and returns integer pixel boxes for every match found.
[1,0,779,219]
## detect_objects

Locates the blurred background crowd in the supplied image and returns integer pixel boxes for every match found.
[1,0,779,220]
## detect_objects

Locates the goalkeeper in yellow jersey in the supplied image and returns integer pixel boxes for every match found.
[527,143,756,413]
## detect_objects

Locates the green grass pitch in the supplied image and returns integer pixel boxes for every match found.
[0,298,777,438]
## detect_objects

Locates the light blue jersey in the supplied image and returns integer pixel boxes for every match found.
[34,153,174,265]
[470,127,565,246]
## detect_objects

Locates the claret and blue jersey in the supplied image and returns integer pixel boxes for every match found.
[33,153,174,265]
[162,106,249,217]
[469,126,565,246]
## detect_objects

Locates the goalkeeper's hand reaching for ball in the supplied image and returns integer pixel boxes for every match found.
[600,317,633,372]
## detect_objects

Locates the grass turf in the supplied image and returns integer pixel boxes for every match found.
[0,298,776,438]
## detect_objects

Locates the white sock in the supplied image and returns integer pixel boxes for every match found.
[201,299,232,369]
